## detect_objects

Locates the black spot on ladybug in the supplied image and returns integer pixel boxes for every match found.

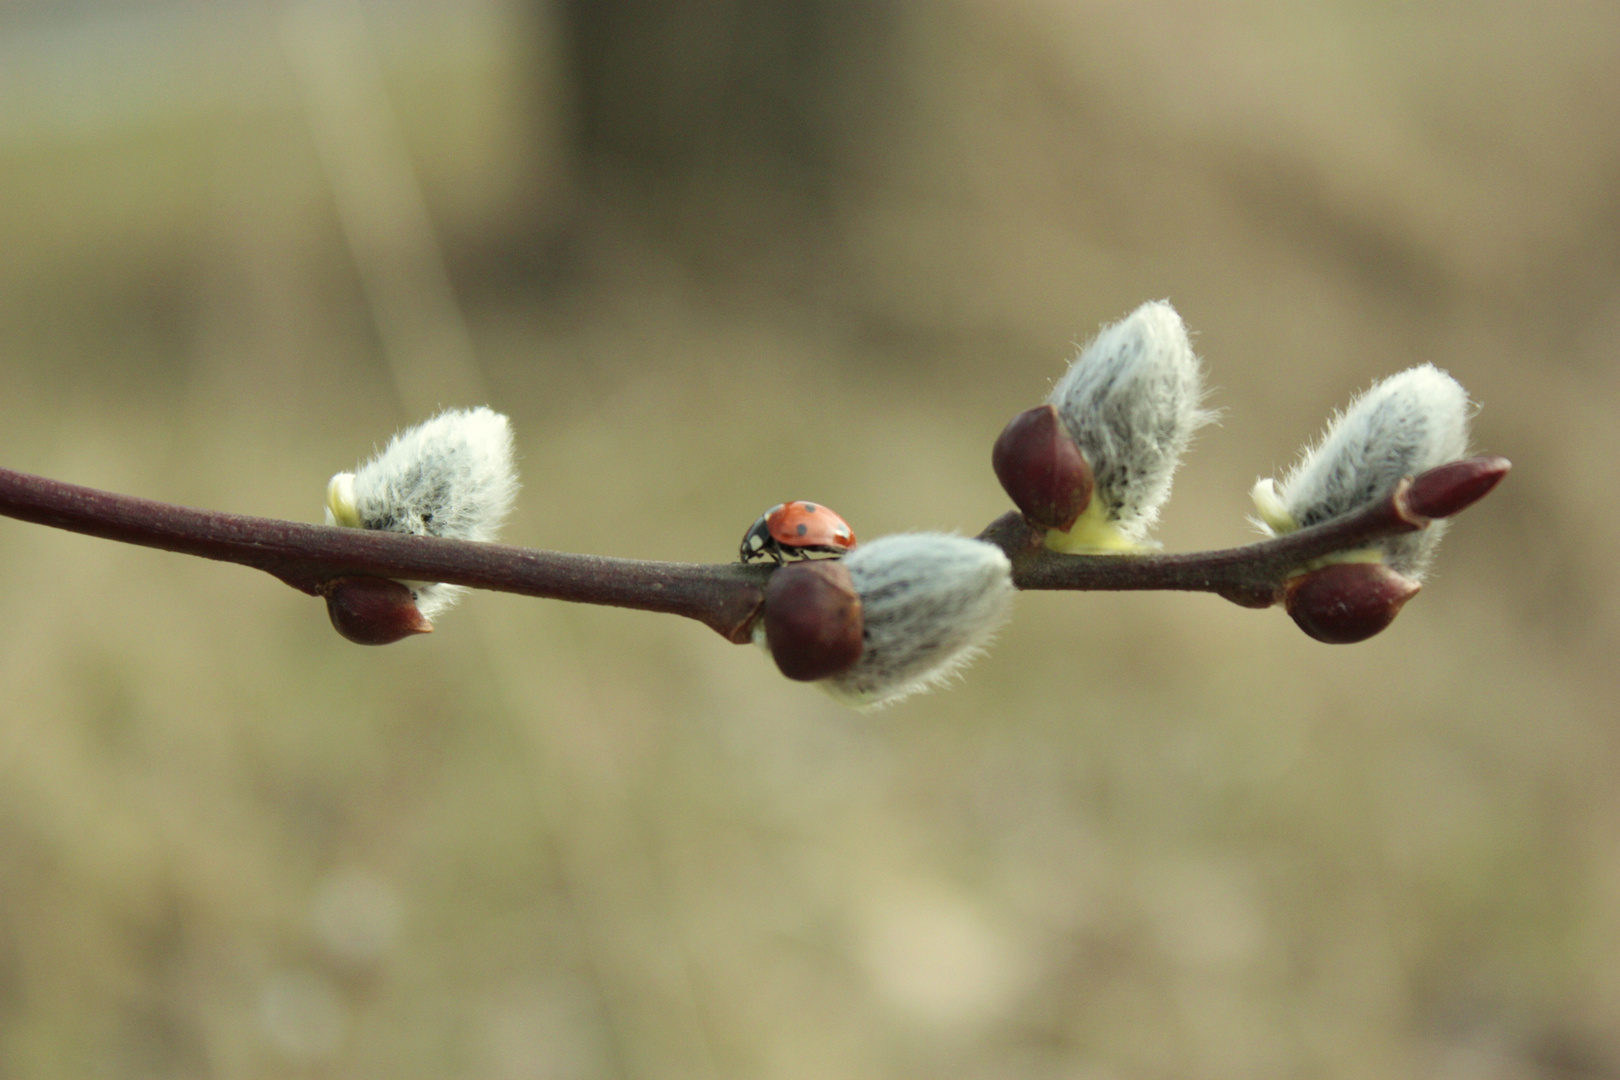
[803,503,818,512]
[796,524,808,536]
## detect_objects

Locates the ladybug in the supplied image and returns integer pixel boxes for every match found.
[739,501,857,564]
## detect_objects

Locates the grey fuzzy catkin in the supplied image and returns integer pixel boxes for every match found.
[1252,364,1470,578]
[345,407,517,542]
[823,534,1015,709]
[1049,301,1214,544]
[327,406,518,618]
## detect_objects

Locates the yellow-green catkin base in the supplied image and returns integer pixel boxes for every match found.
[1043,500,1148,554]
[1248,480,1385,575]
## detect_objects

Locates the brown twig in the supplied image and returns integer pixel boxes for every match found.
[0,457,1508,641]
[979,456,1510,606]
[0,466,771,642]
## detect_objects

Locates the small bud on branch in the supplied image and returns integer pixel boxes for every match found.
[760,561,864,681]
[1284,562,1422,644]
[324,577,435,645]
[992,404,1093,533]
[1402,455,1509,522]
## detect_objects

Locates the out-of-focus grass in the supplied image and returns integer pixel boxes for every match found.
[1,2,1617,1078]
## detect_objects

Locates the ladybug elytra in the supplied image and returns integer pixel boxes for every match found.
[739,501,857,564]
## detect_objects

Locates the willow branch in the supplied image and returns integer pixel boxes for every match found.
[0,466,772,642]
[0,457,1507,642]
[978,455,1510,606]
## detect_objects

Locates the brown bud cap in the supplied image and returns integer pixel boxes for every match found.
[1285,562,1421,645]
[325,576,434,645]
[992,404,1094,532]
[762,560,864,681]
[1403,455,1511,521]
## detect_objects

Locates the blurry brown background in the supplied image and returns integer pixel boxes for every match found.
[0,2,1614,1077]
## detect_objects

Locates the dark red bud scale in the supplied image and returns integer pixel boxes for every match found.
[1403,455,1512,522]
[992,404,1094,533]
[762,560,864,681]
[1285,562,1421,645]
[324,576,435,645]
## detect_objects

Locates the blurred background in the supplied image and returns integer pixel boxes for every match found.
[0,1,1615,1077]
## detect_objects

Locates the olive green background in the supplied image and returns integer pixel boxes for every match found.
[0,3,1613,1077]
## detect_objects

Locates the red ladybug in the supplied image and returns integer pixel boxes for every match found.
[739,501,857,564]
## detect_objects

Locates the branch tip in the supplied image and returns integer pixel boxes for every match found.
[1402,455,1511,522]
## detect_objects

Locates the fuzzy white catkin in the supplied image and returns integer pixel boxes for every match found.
[1250,364,1470,578]
[1048,300,1214,547]
[822,534,1015,709]
[325,406,518,619]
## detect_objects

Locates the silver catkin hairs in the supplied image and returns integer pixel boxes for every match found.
[1047,300,1215,552]
[325,406,519,619]
[821,534,1015,709]
[1251,364,1470,579]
